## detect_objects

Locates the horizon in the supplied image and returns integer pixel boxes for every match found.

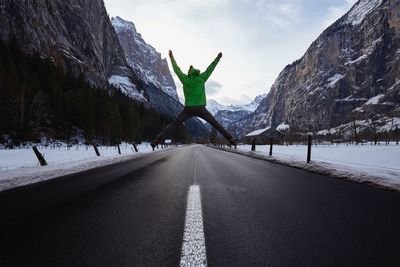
[104,0,357,106]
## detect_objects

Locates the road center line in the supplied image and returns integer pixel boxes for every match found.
[180,185,207,267]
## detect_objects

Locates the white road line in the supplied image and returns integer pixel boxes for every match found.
[180,185,207,267]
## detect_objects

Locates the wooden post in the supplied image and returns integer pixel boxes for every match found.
[269,137,273,156]
[251,138,256,151]
[132,143,138,152]
[32,146,47,166]
[307,135,312,163]
[92,144,100,156]
[117,144,121,155]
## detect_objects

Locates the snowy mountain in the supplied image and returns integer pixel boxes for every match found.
[112,17,178,100]
[236,0,400,136]
[203,95,265,132]
[206,99,229,115]
[207,94,266,115]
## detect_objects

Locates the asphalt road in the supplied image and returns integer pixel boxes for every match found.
[1,145,399,266]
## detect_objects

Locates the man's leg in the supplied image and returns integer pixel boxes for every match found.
[153,109,191,147]
[196,107,236,145]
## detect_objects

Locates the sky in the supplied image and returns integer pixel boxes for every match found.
[104,0,357,105]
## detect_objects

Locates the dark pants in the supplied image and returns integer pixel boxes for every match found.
[156,106,234,142]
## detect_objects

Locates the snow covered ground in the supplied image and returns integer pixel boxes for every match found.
[0,143,166,192]
[2,142,399,192]
[223,143,400,191]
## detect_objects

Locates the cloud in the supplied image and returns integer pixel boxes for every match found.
[219,94,252,105]
[205,80,222,96]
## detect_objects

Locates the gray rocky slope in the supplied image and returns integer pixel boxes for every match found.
[112,16,178,100]
[236,0,400,136]
[0,0,135,92]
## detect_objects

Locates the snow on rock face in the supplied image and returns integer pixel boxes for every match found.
[344,0,383,26]
[112,16,179,101]
[345,37,382,65]
[364,94,385,105]
[327,74,345,88]
[108,75,146,102]
[317,116,400,137]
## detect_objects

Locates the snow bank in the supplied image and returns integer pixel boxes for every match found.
[0,143,171,192]
[215,143,400,191]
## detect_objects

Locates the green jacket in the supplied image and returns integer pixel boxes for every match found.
[171,56,220,107]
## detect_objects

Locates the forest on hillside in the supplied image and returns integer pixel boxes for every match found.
[0,40,189,146]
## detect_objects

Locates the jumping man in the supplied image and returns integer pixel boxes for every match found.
[151,50,237,149]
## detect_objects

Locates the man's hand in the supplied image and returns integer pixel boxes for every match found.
[169,50,174,59]
[217,52,223,59]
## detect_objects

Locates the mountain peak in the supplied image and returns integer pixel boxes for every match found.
[112,16,179,100]
[111,16,137,33]
[207,94,266,116]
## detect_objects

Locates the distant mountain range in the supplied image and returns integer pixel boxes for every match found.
[206,95,266,116]
[202,95,265,132]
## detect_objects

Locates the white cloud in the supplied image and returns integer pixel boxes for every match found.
[205,80,223,96]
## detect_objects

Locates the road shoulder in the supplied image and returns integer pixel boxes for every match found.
[207,145,400,192]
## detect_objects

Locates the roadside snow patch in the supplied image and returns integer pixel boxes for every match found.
[0,144,177,192]
[214,143,400,191]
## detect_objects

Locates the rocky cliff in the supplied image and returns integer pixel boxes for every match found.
[239,0,400,136]
[112,16,178,100]
[0,0,147,101]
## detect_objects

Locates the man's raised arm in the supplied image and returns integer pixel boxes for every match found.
[169,50,187,83]
[200,52,222,82]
